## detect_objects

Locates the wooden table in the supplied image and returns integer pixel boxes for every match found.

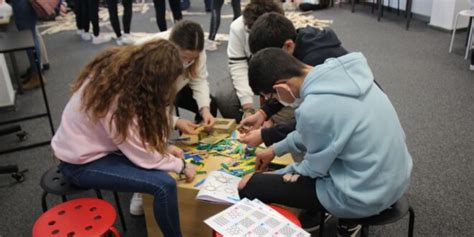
[144,152,294,237]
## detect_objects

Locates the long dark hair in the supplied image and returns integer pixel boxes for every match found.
[170,20,204,79]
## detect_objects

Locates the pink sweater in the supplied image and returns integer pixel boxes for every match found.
[51,83,184,174]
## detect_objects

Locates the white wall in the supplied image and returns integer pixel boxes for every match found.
[382,0,433,17]
[429,0,471,30]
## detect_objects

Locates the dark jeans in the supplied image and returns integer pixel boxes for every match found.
[239,173,322,212]
[153,0,182,32]
[11,0,41,72]
[82,0,100,36]
[175,85,218,122]
[208,0,240,40]
[106,0,133,38]
[214,75,244,122]
[59,153,183,237]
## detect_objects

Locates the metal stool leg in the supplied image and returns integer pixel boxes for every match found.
[408,206,415,237]
[112,191,127,232]
[318,211,325,237]
[465,19,473,59]
[405,0,412,30]
[449,13,460,53]
[361,225,369,237]
[41,191,48,212]
[94,189,103,199]
[377,0,382,21]
[352,0,355,12]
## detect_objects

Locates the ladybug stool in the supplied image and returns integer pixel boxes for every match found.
[33,198,120,237]
[213,205,301,237]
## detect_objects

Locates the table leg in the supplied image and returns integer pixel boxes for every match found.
[8,52,23,94]
[32,49,55,135]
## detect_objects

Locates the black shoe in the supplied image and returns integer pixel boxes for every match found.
[298,210,332,232]
[337,223,362,237]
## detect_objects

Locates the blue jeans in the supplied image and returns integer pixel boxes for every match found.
[11,0,41,72]
[59,153,183,237]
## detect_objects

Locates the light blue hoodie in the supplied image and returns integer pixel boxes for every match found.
[272,52,413,218]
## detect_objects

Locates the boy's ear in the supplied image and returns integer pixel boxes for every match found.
[282,40,296,55]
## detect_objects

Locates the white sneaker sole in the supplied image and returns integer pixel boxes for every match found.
[470,64,474,71]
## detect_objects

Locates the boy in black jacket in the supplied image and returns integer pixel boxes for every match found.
[240,12,347,149]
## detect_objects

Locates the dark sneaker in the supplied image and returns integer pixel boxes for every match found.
[337,223,362,237]
[298,210,332,232]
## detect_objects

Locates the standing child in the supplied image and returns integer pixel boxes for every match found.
[106,0,134,45]
[51,40,196,237]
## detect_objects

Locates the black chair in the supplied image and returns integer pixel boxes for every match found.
[40,166,127,232]
[0,125,28,182]
[319,195,415,237]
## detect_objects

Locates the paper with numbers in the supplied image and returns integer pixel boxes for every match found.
[204,198,310,237]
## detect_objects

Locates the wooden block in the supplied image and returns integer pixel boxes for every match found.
[212,118,237,134]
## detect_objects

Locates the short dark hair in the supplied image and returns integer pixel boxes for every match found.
[242,0,284,30]
[249,48,306,94]
[249,12,297,54]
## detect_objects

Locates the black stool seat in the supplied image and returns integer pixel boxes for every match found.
[341,195,410,226]
[319,195,415,237]
[40,167,89,196]
[40,166,127,232]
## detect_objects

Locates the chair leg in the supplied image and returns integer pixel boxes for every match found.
[318,211,326,237]
[361,225,369,237]
[41,191,48,212]
[377,0,382,21]
[449,13,460,53]
[112,191,127,232]
[408,206,415,237]
[352,0,355,12]
[397,0,400,15]
[465,19,473,59]
[371,0,375,13]
[405,0,412,30]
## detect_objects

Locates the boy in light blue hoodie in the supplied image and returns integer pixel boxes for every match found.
[238,48,413,236]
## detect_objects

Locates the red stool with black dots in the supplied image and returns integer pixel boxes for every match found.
[33,198,120,237]
[213,204,301,237]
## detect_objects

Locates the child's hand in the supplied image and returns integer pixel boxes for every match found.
[176,119,199,134]
[256,147,276,171]
[183,163,197,183]
[240,110,266,130]
[282,173,300,183]
[200,107,215,128]
[238,129,263,147]
[167,145,184,158]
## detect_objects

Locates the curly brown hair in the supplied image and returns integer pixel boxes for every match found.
[71,40,184,154]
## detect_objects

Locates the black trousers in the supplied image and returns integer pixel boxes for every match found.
[106,0,133,38]
[80,0,100,36]
[239,173,323,212]
[153,0,182,32]
[208,0,240,40]
[73,0,82,30]
[175,85,218,122]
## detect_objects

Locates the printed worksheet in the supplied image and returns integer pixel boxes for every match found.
[205,198,310,237]
[196,171,241,204]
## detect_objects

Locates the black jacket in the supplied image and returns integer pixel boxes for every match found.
[260,27,348,146]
